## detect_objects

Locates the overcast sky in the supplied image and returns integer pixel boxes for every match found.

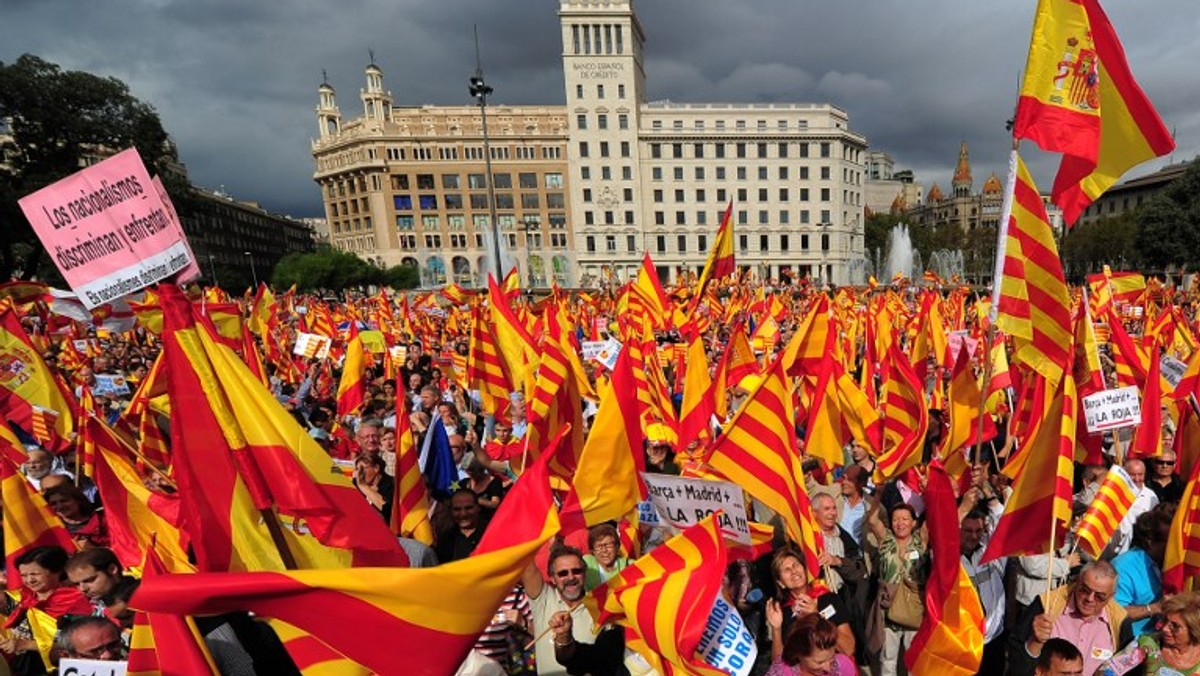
[3,0,1196,219]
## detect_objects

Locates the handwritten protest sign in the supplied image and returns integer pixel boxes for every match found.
[580,341,607,362]
[18,148,194,309]
[696,596,756,676]
[1083,386,1142,433]
[641,474,751,545]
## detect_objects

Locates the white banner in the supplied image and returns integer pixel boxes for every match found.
[641,473,750,545]
[580,340,607,362]
[293,332,332,360]
[59,658,128,676]
[1083,386,1142,433]
[92,374,131,396]
[1162,356,1188,390]
[695,596,757,676]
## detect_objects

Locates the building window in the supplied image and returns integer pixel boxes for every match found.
[579,142,589,158]
[760,234,769,249]
[656,235,666,252]
[606,235,617,251]
[800,167,810,180]
[597,84,605,99]
[650,144,661,159]
[821,142,831,158]
[674,189,685,203]
[715,143,726,159]
[695,143,705,159]
[821,234,830,250]
[442,174,460,189]
[758,210,769,224]
[821,188,831,201]
[696,189,706,202]
[583,188,593,202]
[601,166,612,180]
[653,189,663,203]
[674,167,684,181]
[821,166,831,180]
[468,173,488,189]
[625,210,634,224]
[780,234,789,250]
[598,114,608,130]
[736,143,747,158]
[800,144,810,158]
[581,167,591,180]
[739,234,748,251]
[599,141,609,158]
[778,143,788,158]
[547,193,565,209]
[393,195,413,210]
[425,234,442,248]
[576,83,584,99]
[758,188,768,202]
[521,194,540,209]
[677,235,687,252]
[655,211,665,225]
[675,211,686,225]
[519,173,538,189]
[422,215,440,229]
[758,167,768,180]
[620,141,630,157]
[779,167,789,180]
[618,114,628,130]
[652,167,663,181]
[586,235,596,252]
[698,235,707,251]
[695,167,705,180]
[627,235,636,252]
[736,167,746,180]
[801,234,809,250]
[622,166,632,180]
[623,188,633,201]
[445,194,463,210]
[618,84,625,98]
[396,215,414,230]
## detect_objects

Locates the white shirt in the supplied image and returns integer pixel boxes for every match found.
[1113,485,1159,555]
[962,499,1007,643]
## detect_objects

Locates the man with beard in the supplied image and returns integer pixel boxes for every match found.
[523,546,598,676]
[436,489,487,563]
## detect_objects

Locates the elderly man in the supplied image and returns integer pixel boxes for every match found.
[353,419,384,458]
[22,448,69,491]
[61,615,128,661]
[1008,561,1131,676]
[523,546,598,676]
[1147,449,1184,505]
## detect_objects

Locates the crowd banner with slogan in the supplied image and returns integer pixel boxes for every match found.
[58,659,128,676]
[641,473,751,545]
[1082,386,1142,433]
[18,147,195,309]
[695,596,757,676]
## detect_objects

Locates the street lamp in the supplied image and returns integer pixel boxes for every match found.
[521,217,540,288]
[244,251,258,288]
[208,254,219,288]
[469,29,502,282]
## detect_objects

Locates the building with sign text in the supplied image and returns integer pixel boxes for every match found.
[312,0,869,287]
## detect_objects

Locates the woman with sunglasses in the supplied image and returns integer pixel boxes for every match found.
[1100,592,1200,675]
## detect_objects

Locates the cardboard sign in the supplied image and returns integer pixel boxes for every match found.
[293,332,332,360]
[592,337,623,371]
[1162,356,1188,390]
[389,345,408,364]
[580,340,607,362]
[641,474,751,545]
[1083,386,1142,433]
[359,330,386,354]
[59,658,128,676]
[92,374,131,397]
[18,148,194,309]
[695,596,757,676]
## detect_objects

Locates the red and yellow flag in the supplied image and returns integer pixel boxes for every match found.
[131,453,560,676]
[0,308,76,452]
[688,202,735,315]
[995,153,1073,386]
[874,343,930,483]
[1165,453,1200,593]
[335,321,366,419]
[2,457,77,589]
[390,384,433,545]
[126,547,219,676]
[704,359,824,580]
[905,463,985,675]
[1075,464,1138,559]
[590,514,729,676]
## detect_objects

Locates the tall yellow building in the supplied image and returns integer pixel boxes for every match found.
[312,0,871,287]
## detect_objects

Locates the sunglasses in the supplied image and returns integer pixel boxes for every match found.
[554,567,585,578]
[1153,459,1176,466]
[1075,583,1110,603]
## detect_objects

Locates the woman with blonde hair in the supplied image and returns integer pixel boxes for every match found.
[1101,591,1200,675]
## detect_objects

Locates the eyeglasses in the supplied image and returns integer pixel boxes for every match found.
[1154,459,1177,467]
[592,541,617,551]
[554,567,585,578]
[76,638,125,659]
[1075,583,1110,602]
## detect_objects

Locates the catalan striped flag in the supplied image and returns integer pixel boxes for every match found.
[526,301,584,478]
[390,383,433,545]
[126,547,219,676]
[2,455,77,590]
[0,308,76,453]
[941,344,997,478]
[983,363,1078,562]
[1107,305,1149,388]
[779,295,833,379]
[131,448,560,676]
[1165,451,1200,593]
[1088,267,1147,317]
[874,342,930,484]
[589,514,729,676]
[630,253,673,331]
[905,462,985,676]
[687,202,735,317]
[488,274,539,397]
[993,153,1073,387]
[1075,464,1139,559]
[335,321,366,419]
[1016,0,1174,226]
[467,305,514,414]
[704,359,824,581]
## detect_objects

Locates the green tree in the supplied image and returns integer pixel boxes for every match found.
[0,54,179,279]
[1061,212,1140,280]
[864,211,904,255]
[271,246,406,292]
[382,263,420,290]
[1134,161,1200,270]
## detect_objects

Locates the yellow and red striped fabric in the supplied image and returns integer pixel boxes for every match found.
[90,416,193,574]
[688,202,735,317]
[905,463,985,675]
[126,547,219,676]
[874,342,930,483]
[526,301,584,478]
[704,359,824,580]
[678,326,715,450]
[334,321,365,419]
[467,305,513,414]
[2,456,77,589]
[131,451,560,675]
[1165,454,1200,593]
[1128,344,1163,459]
[983,365,1077,562]
[1075,464,1138,559]
[390,383,433,545]
[995,154,1073,386]
[590,513,729,676]
[268,619,372,676]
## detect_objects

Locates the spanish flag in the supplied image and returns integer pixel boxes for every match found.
[0,308,76,453]
[905,463,985,675]
[130,448,560,675]
[590,514,729,676]
[1014,0,1174,226]
[126,547,220,676]
[688,201,735,315]
[2,456,77,590]
[335,321,366,419]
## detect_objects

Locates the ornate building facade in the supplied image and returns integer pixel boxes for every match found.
[312,0,870,286]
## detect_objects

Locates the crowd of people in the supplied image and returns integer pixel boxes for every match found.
[0,273,1196,676]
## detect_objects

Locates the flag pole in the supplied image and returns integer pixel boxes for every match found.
[1046,511,1059,597]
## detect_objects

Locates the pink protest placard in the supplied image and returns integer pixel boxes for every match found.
[150,175,202,284]
[18,147,195,309]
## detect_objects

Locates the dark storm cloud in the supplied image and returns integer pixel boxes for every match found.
[2,0,1195,218]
